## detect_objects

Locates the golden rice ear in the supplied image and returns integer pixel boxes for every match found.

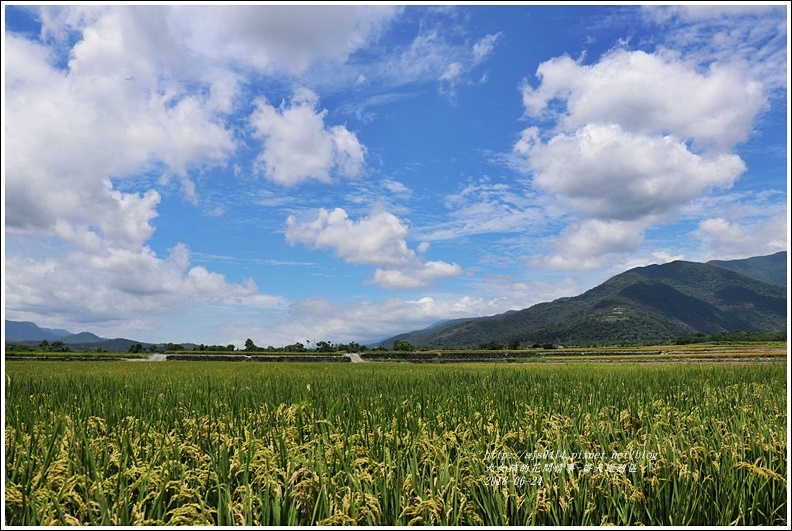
[4,359,787,526]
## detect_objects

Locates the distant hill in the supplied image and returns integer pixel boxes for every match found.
[5,321,72,341]
[5,320,150,352]
[708,251,787,287]
[61,332,105,344]
[4,320,202,352]
[378,257,787,349]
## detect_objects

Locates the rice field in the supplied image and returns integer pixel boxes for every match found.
[4,361,788,526]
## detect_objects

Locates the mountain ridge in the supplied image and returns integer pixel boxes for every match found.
[707,250,787,287]
[376,252,787,348]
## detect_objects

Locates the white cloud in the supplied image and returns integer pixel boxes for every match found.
[250,88,367,185]
[3,243,258,328]
[6,5,394,234]
[224,268,592,348]
[331,126,368,178]
[438,61,465,98]
[173,5,399,74]
[5,5,400,341]
[227,291,525,347]
[440,62,463,82]
[522,123,745,221]
[381,179,412,197]
[521,49,766,150]
[535,219,648,271]
[286,208,410,266]
[38,5,400,75]
[358,21,502,101]
[419,177,551,242]
[285,208,462,289]
[643,5,788,91]
[4,31,235,236]
[473,32,502,63]
[692,215,788,260]
[513,43,777,269]
[435,32,501,98]
[646,4,780,23]
[372,261,464,290]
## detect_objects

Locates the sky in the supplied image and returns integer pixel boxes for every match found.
[2,2,789,348]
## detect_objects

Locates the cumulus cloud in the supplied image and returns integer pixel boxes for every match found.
[6,4,393,232]
[513,45,775,268]
[172,5,399,74]
[521,49,766,150]
[38,4,399,75]
[286,208,411,266]
[519,123,745,221]
[3,243,258,328]
[371,261,464,290]
[5,31,235,236]
[692,215,788,260]
[533,219,649,271]
[5,5,400,338]
[250,88,367,185]
[285,208,462,289]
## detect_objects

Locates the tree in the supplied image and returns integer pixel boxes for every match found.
[316,341,334,352]
[393,340,414,352]
[226,344,235,352]
[244,338,257,351]
[478,341,504,350]
[129,343,144,354]
[284,342,306,352]
[345,341,361,353]
[38,340,50,351]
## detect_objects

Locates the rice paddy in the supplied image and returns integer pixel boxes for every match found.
[3,361,787,525]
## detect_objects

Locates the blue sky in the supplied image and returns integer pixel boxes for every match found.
[2,3,789,347]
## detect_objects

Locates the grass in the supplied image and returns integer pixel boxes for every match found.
[4,351,148,359]
[4,361,787,525]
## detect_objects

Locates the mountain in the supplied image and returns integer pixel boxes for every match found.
[708,251,787,287]
[378,257,787,349]
[5,320,201,352]
[61,332,105,344]
[5,321,72,341]
[5,321,147,352]
[43,326,72,337]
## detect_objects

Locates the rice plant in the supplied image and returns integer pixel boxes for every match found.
[4,361,787,525]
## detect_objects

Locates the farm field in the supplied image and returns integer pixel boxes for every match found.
[4,360,788,526]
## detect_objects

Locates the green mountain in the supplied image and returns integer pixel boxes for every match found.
[708,251,787,287]
[379,256,787,349]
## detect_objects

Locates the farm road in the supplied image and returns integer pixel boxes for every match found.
[125,353,167,361]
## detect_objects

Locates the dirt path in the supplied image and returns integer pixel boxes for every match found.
[125,353,167,362]
[346,353,366,363]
